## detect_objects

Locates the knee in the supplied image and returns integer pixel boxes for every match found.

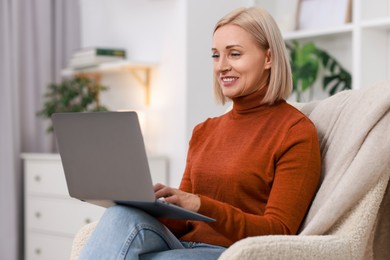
[104,205,142,219]
[102,205,155,225]
[106,204,135,214]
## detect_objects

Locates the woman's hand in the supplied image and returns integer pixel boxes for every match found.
[153,183,200,212]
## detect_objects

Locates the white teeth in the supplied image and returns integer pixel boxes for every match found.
[222,77,237,82]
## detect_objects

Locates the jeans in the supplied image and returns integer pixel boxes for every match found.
[79,205,226,260]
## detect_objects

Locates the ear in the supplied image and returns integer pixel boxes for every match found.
[264,49,272,69]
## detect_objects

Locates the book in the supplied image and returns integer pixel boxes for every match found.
[68,56,125,69]
[73,47,126,58]
[68,47,127,69]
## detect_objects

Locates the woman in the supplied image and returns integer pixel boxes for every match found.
[79,6,321,260]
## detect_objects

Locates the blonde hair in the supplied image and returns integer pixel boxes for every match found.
[213,7,292,105]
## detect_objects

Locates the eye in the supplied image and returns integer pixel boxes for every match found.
[211,53,220,59]
[230,52,241,58]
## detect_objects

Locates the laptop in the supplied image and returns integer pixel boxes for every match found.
[52,111,215,222]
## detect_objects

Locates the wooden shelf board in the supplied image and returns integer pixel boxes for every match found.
[61,61,156,105]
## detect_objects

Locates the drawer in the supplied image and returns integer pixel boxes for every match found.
[24,159,69,196]
[26,197,105,235]
[24,156,169,197]
[26,232,73,260]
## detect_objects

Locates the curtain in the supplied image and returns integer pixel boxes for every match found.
[0,0,80,259]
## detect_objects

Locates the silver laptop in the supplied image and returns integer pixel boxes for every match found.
[52,111,215,222]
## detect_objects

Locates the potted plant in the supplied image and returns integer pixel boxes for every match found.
[37,74,109,132]
[286,41,352,102]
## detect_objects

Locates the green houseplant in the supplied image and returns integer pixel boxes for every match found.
[37,74,109,132]
[286,41,352,102]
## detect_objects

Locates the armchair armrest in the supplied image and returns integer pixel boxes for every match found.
[218,235,351,260]
[70,221,98,260]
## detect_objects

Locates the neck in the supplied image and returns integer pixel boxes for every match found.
[230,88,284,116]
[231,88,267,113]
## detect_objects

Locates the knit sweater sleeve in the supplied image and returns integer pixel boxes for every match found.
[196,118,321,241]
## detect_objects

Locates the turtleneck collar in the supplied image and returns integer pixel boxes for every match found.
[229,88,285,116]
[231,87,267,114]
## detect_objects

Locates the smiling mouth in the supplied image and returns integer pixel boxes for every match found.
[221,77,239,83]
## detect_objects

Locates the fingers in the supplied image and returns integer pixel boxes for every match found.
[154,184,176,200]
[153,184,200,212]
[164,194,179,205]
[153,183,165,192]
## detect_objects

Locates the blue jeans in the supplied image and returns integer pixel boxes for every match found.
[79,205,226,260]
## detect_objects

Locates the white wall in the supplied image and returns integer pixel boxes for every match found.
[80,0,250,186]
[185,0,252,138]
[80,0,187,186]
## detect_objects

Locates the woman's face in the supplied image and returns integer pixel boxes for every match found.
[212,24,271,99]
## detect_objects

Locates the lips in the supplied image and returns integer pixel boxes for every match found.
[220,76,239,87]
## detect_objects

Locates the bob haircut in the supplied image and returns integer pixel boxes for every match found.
[213,7,292,105]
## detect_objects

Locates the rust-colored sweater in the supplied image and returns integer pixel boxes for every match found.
[162,90,321,247]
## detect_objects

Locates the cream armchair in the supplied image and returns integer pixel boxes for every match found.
[71,81,390,260]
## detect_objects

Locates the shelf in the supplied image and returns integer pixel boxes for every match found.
[283,24,354,40]
[253,0,390,94]
[62,61,156,105]
[361,17,390,30]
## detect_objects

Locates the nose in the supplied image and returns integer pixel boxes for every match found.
[217,56,232,73]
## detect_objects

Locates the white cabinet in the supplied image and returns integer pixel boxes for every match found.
[22,153,168,260]
[254,0,390,90]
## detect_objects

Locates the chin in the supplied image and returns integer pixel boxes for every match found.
[222,89,239,99]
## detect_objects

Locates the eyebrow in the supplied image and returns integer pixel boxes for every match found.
[211,44,243,51]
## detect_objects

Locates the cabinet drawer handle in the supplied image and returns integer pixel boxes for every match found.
[34,175,41,182]
[35,212,41,219]
[84,218,92,224]
[35,248,41,255]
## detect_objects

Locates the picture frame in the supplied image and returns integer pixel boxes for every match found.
[297,0,352,30]
[254,0,301,33]
[272,0,301,33]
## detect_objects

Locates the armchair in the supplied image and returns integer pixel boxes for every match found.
[71,81,390,260]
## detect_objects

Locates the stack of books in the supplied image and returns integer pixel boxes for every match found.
[68,47,127,69]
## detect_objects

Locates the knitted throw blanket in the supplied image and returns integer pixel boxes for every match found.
[300,81,390,236]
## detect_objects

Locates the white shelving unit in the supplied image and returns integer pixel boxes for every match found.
[254,0,390,90]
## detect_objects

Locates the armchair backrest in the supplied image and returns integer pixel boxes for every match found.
[292,81,390,259]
